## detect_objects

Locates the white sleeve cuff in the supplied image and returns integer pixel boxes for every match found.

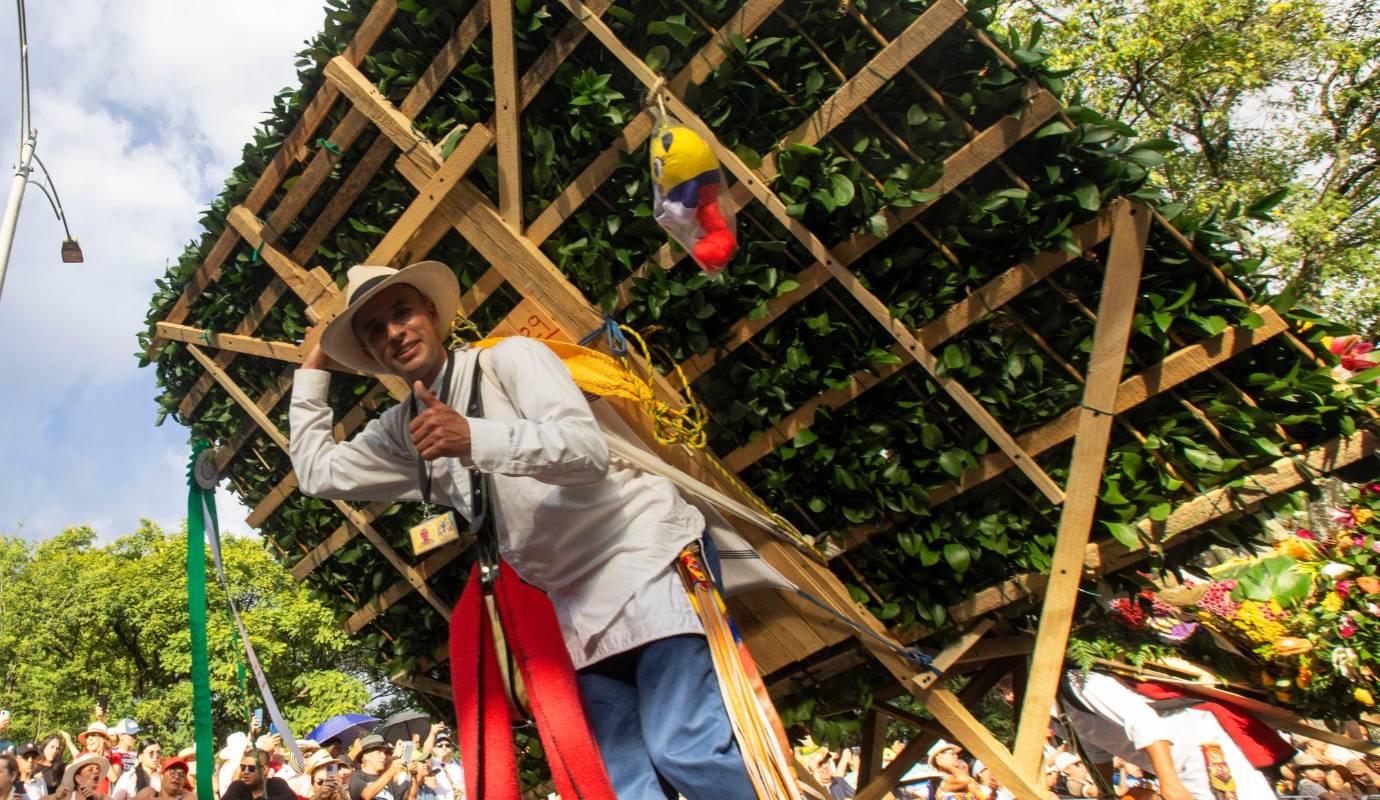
[464,416,509,472]
[292,368,332,401]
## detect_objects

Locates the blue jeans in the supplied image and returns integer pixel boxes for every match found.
[577,633,757,799]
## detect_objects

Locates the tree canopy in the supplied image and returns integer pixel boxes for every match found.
[0,522,375,748]
[1000,0,1380,333]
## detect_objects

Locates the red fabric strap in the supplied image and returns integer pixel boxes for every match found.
[451,567,520,800]
[1132,680,1294,769]
[450,562,617,800]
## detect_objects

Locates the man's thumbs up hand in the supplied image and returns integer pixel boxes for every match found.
[414,381,444,407]
[409,379,471,461]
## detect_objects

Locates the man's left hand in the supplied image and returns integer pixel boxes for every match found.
[410,381,472,460]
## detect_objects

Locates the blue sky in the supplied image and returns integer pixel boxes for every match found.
[0,0,326,542]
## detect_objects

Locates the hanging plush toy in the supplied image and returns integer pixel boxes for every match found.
[650,117,738,275]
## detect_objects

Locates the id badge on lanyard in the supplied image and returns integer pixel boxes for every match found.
[409,352,462,556]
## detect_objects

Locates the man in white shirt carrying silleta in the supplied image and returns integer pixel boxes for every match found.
[289,261,755,800]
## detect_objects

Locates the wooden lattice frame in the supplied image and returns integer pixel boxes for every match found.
[145,1,1380,796]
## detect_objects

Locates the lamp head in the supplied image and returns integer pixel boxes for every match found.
[61,237,82,263]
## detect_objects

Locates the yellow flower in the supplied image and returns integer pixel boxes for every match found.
[1356,687,1375,707]
[1233,600,1289,643]
[1277,538,1316,559]
[1322,592,1344,613]
[1355,507,1374,525]
[1268,600,1286,617]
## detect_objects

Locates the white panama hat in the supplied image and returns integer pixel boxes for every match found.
[319,261,460,375]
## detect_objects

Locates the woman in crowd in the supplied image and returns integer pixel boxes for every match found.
[72,726,119,795]
[45,754,112,800]
[111,740,161,800]
[35,737,66,794]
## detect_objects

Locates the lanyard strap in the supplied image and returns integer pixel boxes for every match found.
[410,351,457,505]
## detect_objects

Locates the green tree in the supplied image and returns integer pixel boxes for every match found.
[0,521,375,748]
[999,0,1380,331]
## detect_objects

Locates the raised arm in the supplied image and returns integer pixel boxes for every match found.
[289,366,421,502]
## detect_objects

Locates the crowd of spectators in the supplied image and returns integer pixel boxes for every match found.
[0,712,465,800]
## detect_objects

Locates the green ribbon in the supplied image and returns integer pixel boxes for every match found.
[186,441,216,800]
[316,137,342,156]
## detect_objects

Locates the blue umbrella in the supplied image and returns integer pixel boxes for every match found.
[307,713,379,747]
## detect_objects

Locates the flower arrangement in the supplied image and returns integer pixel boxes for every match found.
[1097,481,1380,718]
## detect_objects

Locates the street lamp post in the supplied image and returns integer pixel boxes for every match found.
[0,127,36,300]
[0,0,82,305]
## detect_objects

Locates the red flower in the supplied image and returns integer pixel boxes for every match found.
[1330,335,1378,371]
[1340,614,1358,638]
[1338,580,1354,599]
[1297,529,1316,540]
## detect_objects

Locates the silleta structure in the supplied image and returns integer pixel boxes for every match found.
[141,1,1380,796]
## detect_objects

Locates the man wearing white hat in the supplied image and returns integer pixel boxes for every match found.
[289,262,754,800]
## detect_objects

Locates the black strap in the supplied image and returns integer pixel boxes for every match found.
[410,350,498,578]
[410,351,457,506]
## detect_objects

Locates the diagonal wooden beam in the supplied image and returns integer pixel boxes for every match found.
[291,501,391,581]
[148,0,398,356]
[366,123,497,266]
[346,535,473,633]
[215,367,296,472]
[1012,201,1150,775]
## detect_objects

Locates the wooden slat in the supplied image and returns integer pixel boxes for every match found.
[525,0,783,246]
[291,501,391,580]
[677,90,1064,383]
[148,0,398,353]
[491,0,522,227]
[722,210,1118,470]
[914,619,994,690]
[215,367,296,472]
[325,57,444,175]
[367,123,497,266]
[925,687,1055,800]
[1012,201,1150,774]
[767,0,965,166]
[157,322,305,364]
[347,536,471,633]
[247,472,299,528]
[187,344,291,451]
[227,206,336,320]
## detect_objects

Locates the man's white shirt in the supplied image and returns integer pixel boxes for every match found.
[289,337,704,668]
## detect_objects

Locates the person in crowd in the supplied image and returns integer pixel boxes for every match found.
[425,732,461,800]
[108,726,138,776]
[216,733,253,799]
[926,741,984,800]
[219,749,293,800]
[71,727,118,796]
[347,737,410,800]
[3,754,20,800]
[302,752,349,800]
[969,760,1013,800]
[284,742,322,798]
[291,261,757,799]
[809,747,855,800]
[16,743,50,800]
[1051,751,1100,799]
[1058,669,1276,800]
[33,737,65,796]
[46,754,112,800]
[111,740,160,800]
[132,758,189,800]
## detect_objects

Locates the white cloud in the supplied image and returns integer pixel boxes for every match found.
[0,0,324,542]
